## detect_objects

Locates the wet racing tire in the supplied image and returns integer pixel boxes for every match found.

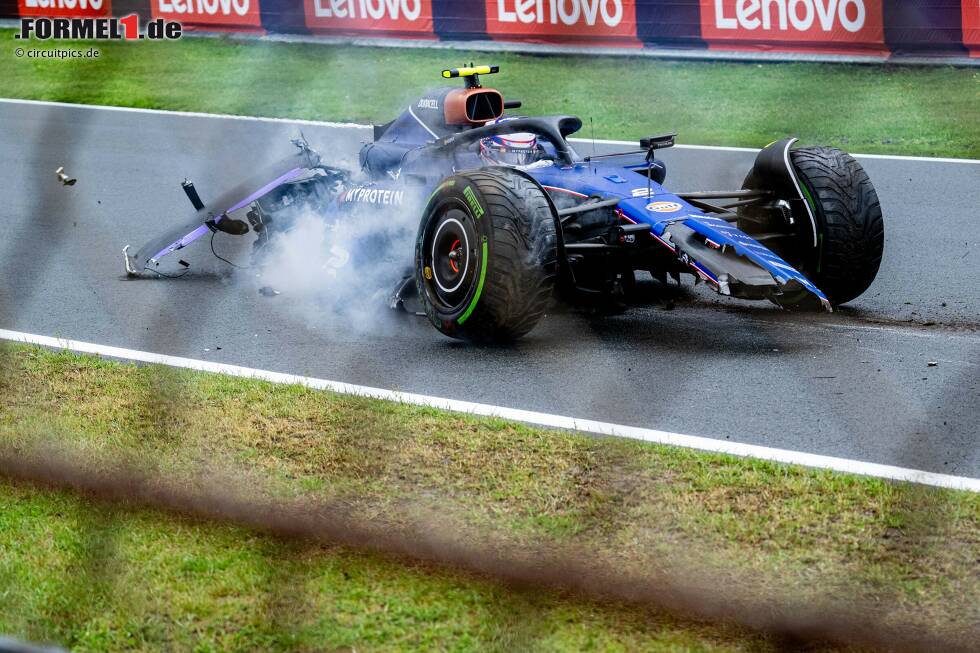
[415,168,558,341]
[789,147,885,306]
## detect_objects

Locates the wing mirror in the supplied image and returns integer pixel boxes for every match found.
[640,133,676,151]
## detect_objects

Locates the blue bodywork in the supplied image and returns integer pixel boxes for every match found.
[126,78,831,312]
[525,162,827,304]
[356,96,831,309]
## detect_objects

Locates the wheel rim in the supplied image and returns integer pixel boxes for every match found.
[423,206,478,312]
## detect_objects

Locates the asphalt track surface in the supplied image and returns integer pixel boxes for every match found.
[1,100,977,478]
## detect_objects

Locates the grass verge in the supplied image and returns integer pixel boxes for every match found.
[0,343,978,651]
[2,30,979,158]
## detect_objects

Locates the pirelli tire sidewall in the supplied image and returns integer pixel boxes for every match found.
[416,178,488,336]
[415,170,558,341]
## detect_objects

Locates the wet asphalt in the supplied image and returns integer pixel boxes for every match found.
[0,100,977,477]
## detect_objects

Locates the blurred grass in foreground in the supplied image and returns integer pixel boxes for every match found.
[1,30,978,158]
[0,344,977,651]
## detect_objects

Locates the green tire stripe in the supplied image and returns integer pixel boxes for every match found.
[799,182,817,215]
[457,241,488,325]
[798,182,823,272]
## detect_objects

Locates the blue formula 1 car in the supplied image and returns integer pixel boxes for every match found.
[126,65,885,342]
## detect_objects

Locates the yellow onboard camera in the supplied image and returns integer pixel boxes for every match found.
[441,65,499,88]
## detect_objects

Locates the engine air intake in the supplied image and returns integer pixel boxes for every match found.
[444,88,504,125]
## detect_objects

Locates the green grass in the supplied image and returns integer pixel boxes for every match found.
[2,30,979,158]
[1,487,760,653]
[0,344,978,651]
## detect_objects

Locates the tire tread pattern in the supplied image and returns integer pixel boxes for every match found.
[445,168,558,341]
[791,147,884,305]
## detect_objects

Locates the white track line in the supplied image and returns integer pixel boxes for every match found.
[1,328,977,493]
[0,97,371,131]
[2,98,978,166]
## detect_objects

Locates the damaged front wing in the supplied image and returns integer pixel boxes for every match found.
[655,216,832,312]
[125,144,345,276]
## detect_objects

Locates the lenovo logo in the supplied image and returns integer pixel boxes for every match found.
[20,0,109,15]
[158,0,249,16]
[24,0,103,8]
[485,0,637,42]
[700,0,883,52]
[305,0,432,34]
[313,0,422,20]
[712,0,867,33]
[495,0,623,27]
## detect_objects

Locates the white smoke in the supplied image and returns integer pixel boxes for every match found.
[250,189,424,334]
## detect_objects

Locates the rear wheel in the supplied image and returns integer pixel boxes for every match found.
[415,168,558,341]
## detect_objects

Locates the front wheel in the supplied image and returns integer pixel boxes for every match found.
[790,147,885,306]
[740,145,885,308]
[415,168,558,342]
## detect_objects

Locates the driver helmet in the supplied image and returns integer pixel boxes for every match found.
[479,117,542,167]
